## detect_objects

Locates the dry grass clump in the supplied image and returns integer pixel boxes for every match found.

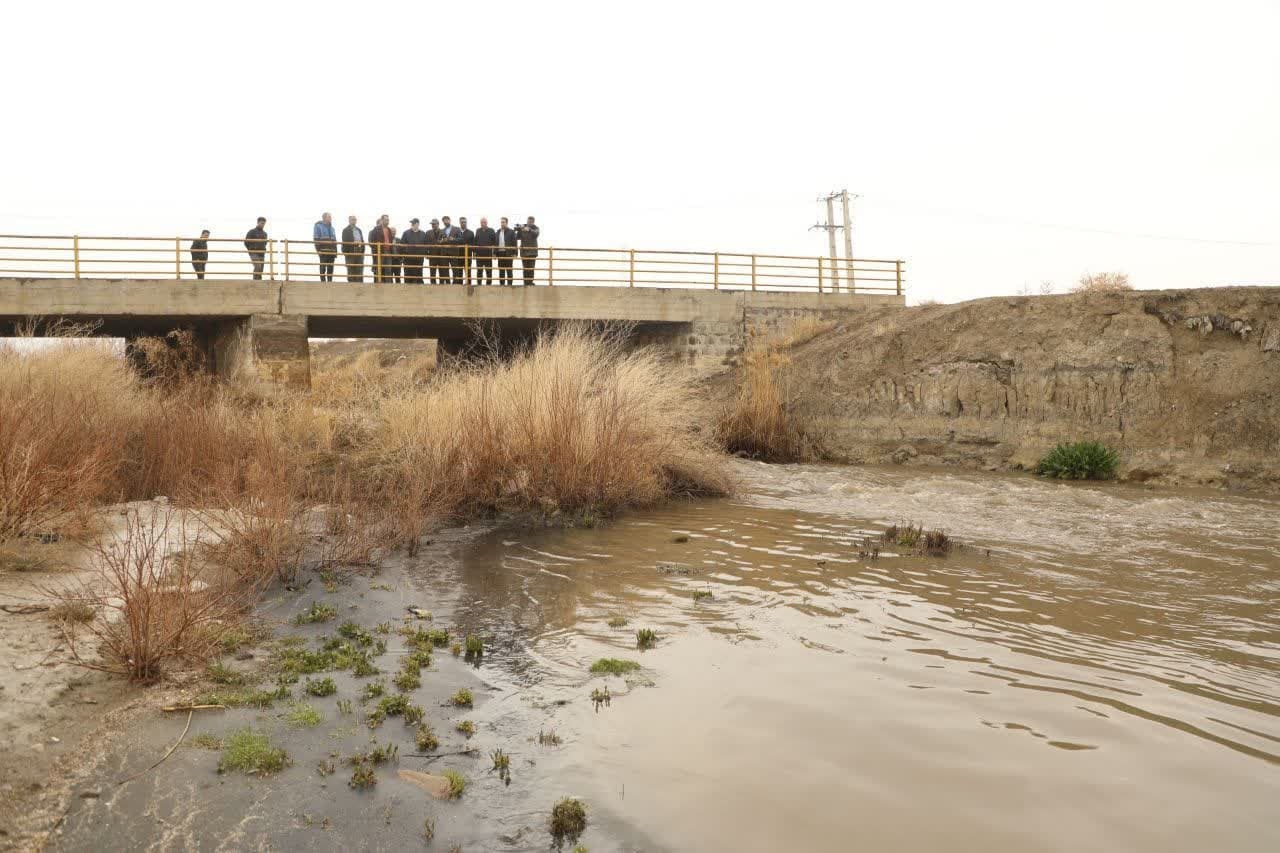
[1073,271,1132,293]
[715,327,818,462]
[367,325,729,525]
[0,336,141,540]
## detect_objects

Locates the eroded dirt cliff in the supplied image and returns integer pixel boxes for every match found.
[779,287,1280,490]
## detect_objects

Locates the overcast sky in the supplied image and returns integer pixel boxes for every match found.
[3,0,1277,303]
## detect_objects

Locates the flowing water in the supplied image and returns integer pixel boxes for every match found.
[437,462,1279,852]
[53,462,1280,851]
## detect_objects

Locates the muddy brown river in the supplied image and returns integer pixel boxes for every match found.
[56,463,1279,851]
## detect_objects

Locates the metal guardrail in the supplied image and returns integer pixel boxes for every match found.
[0,234,904,294]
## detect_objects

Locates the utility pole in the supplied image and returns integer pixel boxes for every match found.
[811,189,859,292]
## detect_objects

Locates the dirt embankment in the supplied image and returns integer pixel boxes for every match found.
[779,286,1280,490]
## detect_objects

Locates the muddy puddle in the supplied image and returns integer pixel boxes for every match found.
[53,463,1280,851]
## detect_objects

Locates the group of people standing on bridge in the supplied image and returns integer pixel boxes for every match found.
[189,214,541,285]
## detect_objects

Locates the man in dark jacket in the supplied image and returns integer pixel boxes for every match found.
[439,216,461,285]
[495,217,518,286]
[244,217,268,279]
[190,229,210,279]
[516,216,539,285]
[426,219,443,284]
[368,215,397,283]
[473,217,496,285]
[341,215,365,283]
[458,217,476,285]
[399,218,429,284]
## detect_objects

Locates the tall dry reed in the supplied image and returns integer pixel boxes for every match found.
[715,327,818,462]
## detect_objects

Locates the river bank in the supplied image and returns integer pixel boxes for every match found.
[746,286,1280,491]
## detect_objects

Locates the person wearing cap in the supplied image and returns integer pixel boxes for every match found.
[244,217,268,280]
[313,212,338,282]
[341,215,365,283]
[426,218,444,284]
[516,216,539,285]
[495,217,518,286]
[457,217,476,286]
[190,229,210,280]
[473,218,496,285]
[400,218,429,284]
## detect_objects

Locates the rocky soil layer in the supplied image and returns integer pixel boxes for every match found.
[778,286,1280,490]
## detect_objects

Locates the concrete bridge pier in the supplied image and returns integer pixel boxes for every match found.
[206,313,312,388]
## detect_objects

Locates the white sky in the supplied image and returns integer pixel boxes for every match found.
[3,0,1277,303]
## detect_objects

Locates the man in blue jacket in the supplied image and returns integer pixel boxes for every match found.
[313,212,337,282]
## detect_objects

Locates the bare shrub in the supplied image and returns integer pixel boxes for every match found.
[45,508,248,682]
[716,327,817,462]
[129,329,207,388]
[1073,271,1132,293]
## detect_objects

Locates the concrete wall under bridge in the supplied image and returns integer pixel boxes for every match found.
[0,278,904,387]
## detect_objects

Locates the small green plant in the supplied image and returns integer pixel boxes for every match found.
[362,681,386,701]
[286,702,323,728]
[635,628,658,650]
[423,817,436,842]
[403,702,425,725]
[549,797,588,845]
[442,769,466,799]
[337,620,375,646]
[590,686,611,711]
[316,759,336,776]
[189,732,222,750]
[880,523,952,557]
[606,615,628,628]
[491,748,511,783]
[589,658,640,676]
[415,723,439,751]
[450,688,473,707]
[336,698,353,715]
[1035,441,1119,480]
[194,685,291,709]
[218,623,271,654]
[692,589,713,602]
[374,621,392,634]
[48,602,96,624]
[393,668,421,692]
[450,642,462,657]
[538,728,562,747]
[218,728,289,776]
[464,634,484,656]
[349,762,377,789]
[295,601,337,625]
[455,719,476,738]
[346,741,398,766]
[405,648,433,669]
[206,661,250,686]
[305,677,337,697]
[349,654,380,677]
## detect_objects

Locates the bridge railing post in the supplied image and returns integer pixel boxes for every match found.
[713,252,719,290]
[73,235,80,280]
[629,249,635,287]
[269,240,276,281]
[285,240,291,281]
[818,256,824,293]
[175,237,181,280]
[750,254,756,291]
[547,246,554,285]
[895,260,903,296]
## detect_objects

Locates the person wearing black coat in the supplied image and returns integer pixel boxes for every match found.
[190,229,210,279]
[516,216,539,285]
[495,217,518,286]
[473,218,497,285]
[341,216,365,283]
[458,217,476,285]
[426,219,444,284]
[399,218,429,284]
[244,217,268,280]
[368,215,398,283]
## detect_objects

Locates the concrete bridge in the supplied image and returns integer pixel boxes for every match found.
[0,277,903,385]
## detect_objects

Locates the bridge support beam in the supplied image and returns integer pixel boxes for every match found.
[208,313,311,389]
